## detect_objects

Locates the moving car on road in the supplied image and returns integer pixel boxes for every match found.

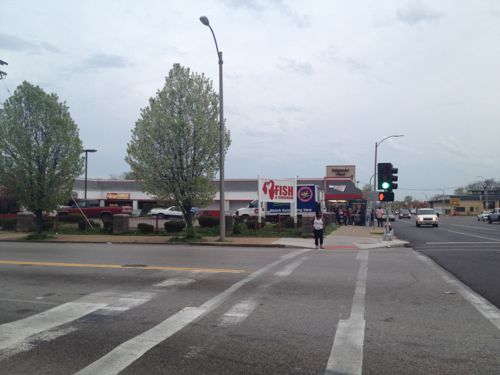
[382,211,396,221]
[487,208,500,224]
[477,211,492,221]
[399,208,411,219]
[416,208,439,227]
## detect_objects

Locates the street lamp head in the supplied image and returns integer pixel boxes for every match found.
[199,16,210,26]
[83,149,97,153]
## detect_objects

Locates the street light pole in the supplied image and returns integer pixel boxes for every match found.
[200,15,226,241]
[82,149,97,200]
[373,135,404,194]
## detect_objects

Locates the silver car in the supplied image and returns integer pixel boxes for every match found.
[416,208,439,227]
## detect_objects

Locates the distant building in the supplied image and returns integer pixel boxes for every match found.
[430,192,500,215]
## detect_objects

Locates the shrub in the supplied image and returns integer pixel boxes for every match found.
[283,216,295,228]
[0,218,17,231]
[41,220,54,231]
[164,220,185,233]
[246,216,263,230]
[58,214,84,223]
[198,216,219,228]
[78,220,101,231]
[102,220,113,234]
[138,223,155,233]
[232,220,244,235]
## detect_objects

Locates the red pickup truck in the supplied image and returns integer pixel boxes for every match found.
[57,201,132,220]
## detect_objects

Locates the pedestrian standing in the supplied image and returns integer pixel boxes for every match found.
[370,208,375,227]
[376,206,384,227]
[313,211,325,249]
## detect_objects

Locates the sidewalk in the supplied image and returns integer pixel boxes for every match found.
[0,225,408,249]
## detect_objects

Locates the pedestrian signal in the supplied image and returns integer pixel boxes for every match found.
[378,191,394,202]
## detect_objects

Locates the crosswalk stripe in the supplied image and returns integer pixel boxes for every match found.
[74,248,311,375]
[0,301,107,352]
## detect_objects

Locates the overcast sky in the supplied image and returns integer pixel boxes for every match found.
[1,0,499,200]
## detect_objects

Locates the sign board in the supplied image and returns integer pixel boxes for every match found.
[450,197,461,206]
[265,185,318,214]
[258,178,295,203]
[106,192,131,200]
[325,165,356,182]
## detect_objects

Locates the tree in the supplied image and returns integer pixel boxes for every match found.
[0,81,83,232]
[126,64,230,229]
[361,184,372,200]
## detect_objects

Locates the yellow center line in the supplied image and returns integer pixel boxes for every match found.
[0,260,245,274]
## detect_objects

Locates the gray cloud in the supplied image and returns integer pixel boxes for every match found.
[277,58,313,75]
[321,45,369,72]
[223,0,310,28]
[82,52,130,70]
[0,33,60,53]
[396,1,443,25]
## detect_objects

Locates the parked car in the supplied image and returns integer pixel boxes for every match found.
[399,209,411,219]
[57,200,132,220]
[477,211,492,221]
[147,206,198,219]
[416,208,439,227]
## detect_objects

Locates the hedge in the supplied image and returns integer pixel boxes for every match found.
[164,220,186,233]
[198,216,219,228]
[138,223,155,233]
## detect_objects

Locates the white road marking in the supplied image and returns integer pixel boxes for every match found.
[0,326,78,361]
[325,250,368,375]
[219,299,258,327]
[274,257,307,277]
[425,241,499,245]
[0,298,58,306]
[74,248,311,375]
[450,223,500,232]
[445,229,500,242]
[96,292,155,316]
[0,301,107,352]
[153,277,196,288]
[415,253,500,330]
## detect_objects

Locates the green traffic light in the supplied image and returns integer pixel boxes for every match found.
[381,182,391,189]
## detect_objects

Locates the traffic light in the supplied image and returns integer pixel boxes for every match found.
[391,166,398,190]
[378,191,394,202]
[378,162,398,191]
[378,163,392,190]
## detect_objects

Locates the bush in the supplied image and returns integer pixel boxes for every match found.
[138,223,155,233]
[58,214,83,223]
[41,220,54,231]
[232,220,244,235]
[198,216,219,228]
[102,220,113,234]
[164,220,185,233]
[0,218,17,231]
[283,216,295,228]
[246,216,264,230]
[78,220,101,231]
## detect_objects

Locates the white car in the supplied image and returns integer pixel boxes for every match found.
[416,208,439,227]
[382,211,396,221]
[147,206,183,219]
[477,211,492,221]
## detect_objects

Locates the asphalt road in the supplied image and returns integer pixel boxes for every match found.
[1,240,499,374]
[392,215,500,308]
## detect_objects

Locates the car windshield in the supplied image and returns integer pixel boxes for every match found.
[417,209,435,215]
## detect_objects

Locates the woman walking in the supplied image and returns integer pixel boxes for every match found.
[313,211,325,249]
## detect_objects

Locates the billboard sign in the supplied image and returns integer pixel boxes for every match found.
[265,185,317,214]
[258,178,295,203]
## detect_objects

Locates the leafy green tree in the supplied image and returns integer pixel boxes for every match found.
[126,64,230,228]
[0,81,83,232]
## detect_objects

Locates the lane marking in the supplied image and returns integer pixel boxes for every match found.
[0,301,107,352]
[445,229,500,242]
[325,250,368,375]
[153,278,196,288]
[0,260,244,274]
[450,223,500,232]
[415,253,500,331]
[426,241,499,245]
[219,299,258,327]
[274,257,307,277]
[75,248,311,375]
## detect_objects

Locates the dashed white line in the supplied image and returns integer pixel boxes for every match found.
[445,229,500,242]
[219,299,258,327]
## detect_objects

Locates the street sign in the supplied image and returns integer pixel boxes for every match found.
[450,198,460,206]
